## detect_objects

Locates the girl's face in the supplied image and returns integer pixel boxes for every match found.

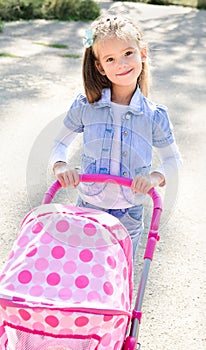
[94,36,146,91]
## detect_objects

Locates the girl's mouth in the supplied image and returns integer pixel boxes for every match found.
[116,69,133,76]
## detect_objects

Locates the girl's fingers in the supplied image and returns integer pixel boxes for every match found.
[132,175,153,194]
[58,170,80,188]
[63,172,71,187]
[57,174,67,187]
[73,172,80,187]
[69,170,80,186]
[63,172,75,187]
[131,177,140,193]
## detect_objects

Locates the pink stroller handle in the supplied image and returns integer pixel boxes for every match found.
[79,173,133,187]
[42,180,62,204]
[42,174,162,213]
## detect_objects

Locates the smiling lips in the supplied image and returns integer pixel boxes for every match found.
[116,68,133,76]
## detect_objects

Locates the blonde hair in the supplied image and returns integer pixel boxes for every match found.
[82,15,150,103]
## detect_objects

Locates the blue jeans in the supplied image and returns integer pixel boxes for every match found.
[77,198,144,260]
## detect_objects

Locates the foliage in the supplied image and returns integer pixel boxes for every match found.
[0,0,42,21]
[197,0,206,9]
[0,0,205,23]
[146,0,170,5]
[42,0,99,20]
[42,0,78,20]
[112,0,140,2]
[0,0,100,21]
[78,0,100,21]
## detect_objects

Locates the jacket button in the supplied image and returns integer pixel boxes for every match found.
[123,171,128,177]
[122,151,127,157]
[125,114,130,120]
[123,130,128,136]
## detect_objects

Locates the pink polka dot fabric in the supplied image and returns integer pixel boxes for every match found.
[0,203,133,349]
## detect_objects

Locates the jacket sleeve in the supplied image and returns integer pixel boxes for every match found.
[50,125,78,167]
[152,105,182,185]
[152,105,174,148]
[63,93,87,132]
[50,94,86,167]
[154,142,183,186]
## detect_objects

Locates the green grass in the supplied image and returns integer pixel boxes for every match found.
[33,42,69,49]
[33,42,81,58]
[60,53,81,58]
[0,51,81,59]
[0,52,21,57]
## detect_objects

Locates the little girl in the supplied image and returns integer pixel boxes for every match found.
[50,15,182,257]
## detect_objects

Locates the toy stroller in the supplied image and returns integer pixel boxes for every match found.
[0,174,162,350]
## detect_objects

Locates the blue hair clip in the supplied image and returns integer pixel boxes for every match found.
[83,28,94,48]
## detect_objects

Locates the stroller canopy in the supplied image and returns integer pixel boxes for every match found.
[0,203,133,310]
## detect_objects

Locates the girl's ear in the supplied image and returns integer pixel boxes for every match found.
[95,60,106,75]
[141,47,147,62]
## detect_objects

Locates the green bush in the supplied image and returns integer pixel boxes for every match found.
[0,0,100,21]
[78,0,100,21]
[42,0,78,20]
[197,0,206,9]
[112,0,140,2]
[0,0,42,21]
[0,20,3,31]
[146,0,169,5]
[42,0,100,20]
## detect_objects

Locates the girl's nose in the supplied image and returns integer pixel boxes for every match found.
[117,57,127,67]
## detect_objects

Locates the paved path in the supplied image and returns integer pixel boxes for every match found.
[0,2,205,349]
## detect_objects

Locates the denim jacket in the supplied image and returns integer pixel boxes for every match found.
[63,86,174,205]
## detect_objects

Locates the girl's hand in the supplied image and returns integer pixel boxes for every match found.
[131,172,165,194]
[53,162,80,188]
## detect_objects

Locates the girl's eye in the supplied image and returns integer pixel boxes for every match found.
[125,50,134,56]
[106,57,114,63]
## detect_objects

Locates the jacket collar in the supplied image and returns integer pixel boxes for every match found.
[93,86,144,115]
